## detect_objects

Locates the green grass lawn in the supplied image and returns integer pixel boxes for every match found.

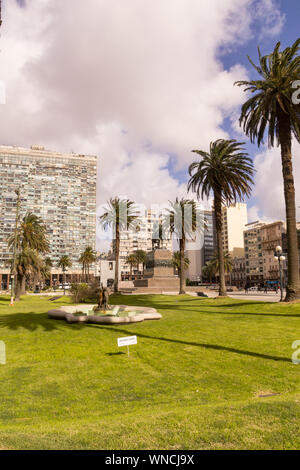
[0,294,299,450]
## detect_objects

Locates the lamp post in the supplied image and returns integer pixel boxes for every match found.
[274,246,286,302]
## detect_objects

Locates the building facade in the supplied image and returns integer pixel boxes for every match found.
[222,203,248,257]
[116,208,173,279]
[261,221,286,281]
[243,221,265,285]
[0,145,97,289]
[231,257,246,287]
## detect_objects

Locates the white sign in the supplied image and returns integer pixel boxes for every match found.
[118,336,137,348]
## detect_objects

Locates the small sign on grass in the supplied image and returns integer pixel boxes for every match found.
[117,336,137,356]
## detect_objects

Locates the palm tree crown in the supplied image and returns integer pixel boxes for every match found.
[188,140,254,205]
[235,39,300,147]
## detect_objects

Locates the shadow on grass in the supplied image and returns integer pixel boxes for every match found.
[0,312,63,332]
[94,325,291,363]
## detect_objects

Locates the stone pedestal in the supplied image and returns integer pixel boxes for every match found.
[133,250,179,290]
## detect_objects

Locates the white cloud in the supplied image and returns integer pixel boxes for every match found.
[251,143,300,222]
[0,0,285,249]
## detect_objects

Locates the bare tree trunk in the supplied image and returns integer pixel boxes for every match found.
[278,107,300,301]
[21,275,26,295]
[214,191,227,297]
[114,222,120,293]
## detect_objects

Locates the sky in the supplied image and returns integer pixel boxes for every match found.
[1,0,300,249]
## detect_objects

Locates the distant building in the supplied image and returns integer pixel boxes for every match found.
[231,257,246,288]
[114,208,172,279]
[221,203,248,257]
[0,145,97,290]
[96,260,115,288]
[261,221,286,281]
[186,209,217,282]
[243,221,265,285]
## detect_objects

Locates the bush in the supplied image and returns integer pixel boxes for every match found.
[70,282,100,303]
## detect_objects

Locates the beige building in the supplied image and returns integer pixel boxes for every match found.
[261,221,286,280]
[244,221,265,285]
[222,203,248,257]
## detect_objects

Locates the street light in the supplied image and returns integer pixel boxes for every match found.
[274,246,286,302]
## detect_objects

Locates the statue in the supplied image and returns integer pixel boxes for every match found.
[97,284,110,311]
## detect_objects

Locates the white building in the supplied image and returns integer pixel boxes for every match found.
[222,203,248,257]
[95,260,116,288]
[116,208,172,278]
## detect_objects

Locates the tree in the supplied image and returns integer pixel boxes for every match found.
[164,198,200,295]
[235,39,300,301]
[58,255,72,289]
[126,253,137,276]
[201,262,216,284]
[210,251,233,280]
[134,250,147,275]
[14,248,43,300]
[8,212,50,297]
[79,247,96,282]
[188,139,254,297]
[99,198,139,293]
[172,251,190,278]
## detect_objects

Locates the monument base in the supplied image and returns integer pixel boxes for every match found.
[133,250,179,291]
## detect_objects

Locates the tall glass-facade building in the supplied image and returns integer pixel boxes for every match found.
[0,145,97,285]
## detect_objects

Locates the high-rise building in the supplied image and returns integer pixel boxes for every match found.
[186,209,216,282]
[243,221,265,285]
[0,145,97,289]
[221,203,248,257]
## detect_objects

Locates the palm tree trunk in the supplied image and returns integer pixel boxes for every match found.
[15,274,23,301]
[214,191,227,297]
[179,237,186,295]
[21,275,26,295]
[114,222,120,293]
[278,107,300,301]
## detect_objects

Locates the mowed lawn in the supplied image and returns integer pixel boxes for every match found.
[0,294,299,450]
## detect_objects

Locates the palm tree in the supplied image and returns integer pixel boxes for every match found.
[188,139,254,297]
[126,253,137,277]
[135,250,147,275]
[164,198,199,295]
[58,255,72,289]
[235,39,300,301]
[210,251,233,283]
[8,212,50,297]
[172,251,190,278]
[14,248,43,300]
[79,247,96,282]
[99,198,139,293]
[202,261,216,284]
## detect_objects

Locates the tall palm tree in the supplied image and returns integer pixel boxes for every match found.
[58,255,72,289]
[135,250,147,275]
[126,253,137,277]
[188,139,254,297]
[172,251,190,277]
[164,198,199,295]
[202,261,216,284]
[79,247,96,282]
[99,198,139,293]
[235,39,300,301]
[8,212,50,297]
